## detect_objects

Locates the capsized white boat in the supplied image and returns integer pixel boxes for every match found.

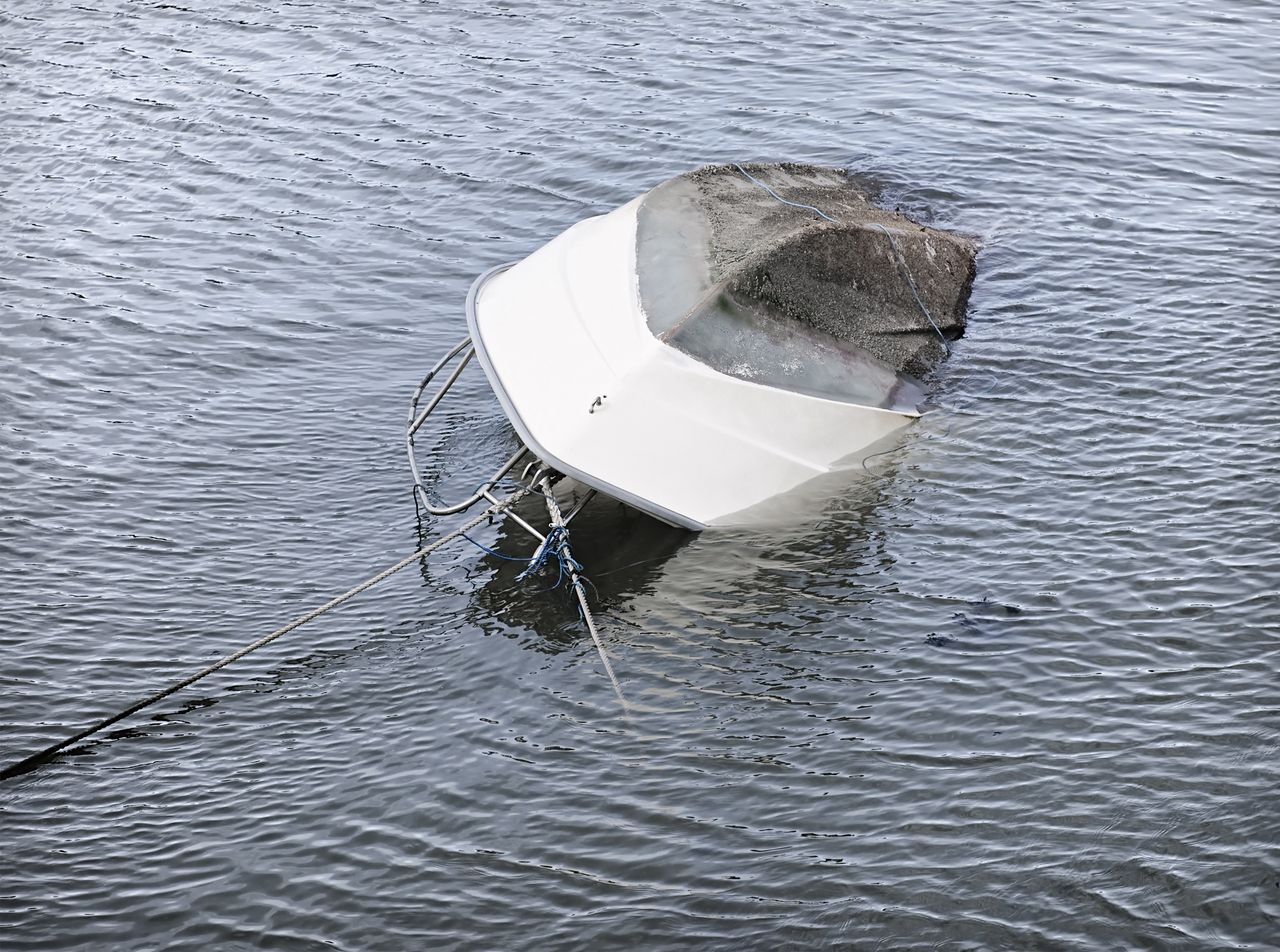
[413,162,977,531]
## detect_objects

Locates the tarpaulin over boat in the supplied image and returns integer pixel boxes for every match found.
[636,163,978,411]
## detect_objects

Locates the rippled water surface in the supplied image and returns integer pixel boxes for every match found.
[3,2,1278,949]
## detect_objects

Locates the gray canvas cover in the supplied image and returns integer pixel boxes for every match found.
[635,163,978,412]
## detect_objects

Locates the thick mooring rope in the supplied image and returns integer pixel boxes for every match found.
[0,488,532,782]
[537,482,626,707]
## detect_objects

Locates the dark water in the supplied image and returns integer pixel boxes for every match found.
[3,2,1278,949]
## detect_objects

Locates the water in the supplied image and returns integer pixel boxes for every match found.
[3,2,1277,948]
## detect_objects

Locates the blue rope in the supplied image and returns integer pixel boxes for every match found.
[732,163,950,352]
[512,525,592,594]
[460,532,528,562]
[464,516,596,597]
[515,527,561,582]
[572,573,599,601]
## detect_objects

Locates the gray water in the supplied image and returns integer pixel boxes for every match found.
[2,2,1278,949]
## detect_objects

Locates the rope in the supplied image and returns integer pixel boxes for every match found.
[733,162,837,223]
[866,221,951,351]
[0,488,532,783]
[460,532,529,563]
[571,582,622,702]
[464,526,586,594]
[538,482,626,707]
